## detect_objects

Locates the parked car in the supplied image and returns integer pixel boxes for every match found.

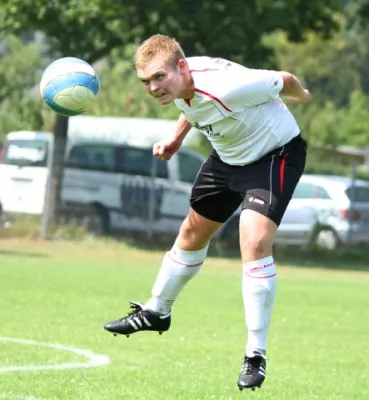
[219,174,369,250]
[0,128,205,236]
[277,174,369,249]
[2,126,368,249]
[61,142,205,235]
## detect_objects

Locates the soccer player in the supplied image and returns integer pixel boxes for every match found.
[104,34,310,391]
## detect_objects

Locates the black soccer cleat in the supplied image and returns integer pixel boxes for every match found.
[104,301,171,337]
[237,351,267,391]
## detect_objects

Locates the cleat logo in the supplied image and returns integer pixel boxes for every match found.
[142,316,152,327]
[128,316,153,331]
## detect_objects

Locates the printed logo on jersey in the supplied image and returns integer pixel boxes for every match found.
[210,58,232,68]
[193,122,224,138]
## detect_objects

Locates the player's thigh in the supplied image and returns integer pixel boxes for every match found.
[190,151,242,224]
[235,135,306,226]
[239,209,278,262]
[178,152,242,250]
[175,207,224,250]
[232,135,307,256]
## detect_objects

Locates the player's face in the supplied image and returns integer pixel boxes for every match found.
[137,58,184,105]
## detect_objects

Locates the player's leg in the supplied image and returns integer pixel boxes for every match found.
[238,210,278,390]
[104,151,242,337]
[144,207,222,316]
[103,208,221,337]
[234,134,307,390]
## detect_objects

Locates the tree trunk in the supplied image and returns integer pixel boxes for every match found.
[51,114,69,221]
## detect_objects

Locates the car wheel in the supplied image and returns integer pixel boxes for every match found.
[314,229,339,251]
[85,205,110,236]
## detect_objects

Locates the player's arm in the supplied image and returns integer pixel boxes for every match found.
[173,113,193,143]
[153,114,192,161]
[280,72,311,104]
[204,67,310,110]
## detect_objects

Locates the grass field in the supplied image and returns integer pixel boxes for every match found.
[0,238,368,400]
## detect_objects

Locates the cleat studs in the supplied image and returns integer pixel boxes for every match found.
[126,335,130,338]
[113,334,117,337]
[158,332,163,335]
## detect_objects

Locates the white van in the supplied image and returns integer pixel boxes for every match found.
[0,130,53,214]
[0,116,205,235]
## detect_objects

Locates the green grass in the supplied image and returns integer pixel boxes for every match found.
[0,238,368,400]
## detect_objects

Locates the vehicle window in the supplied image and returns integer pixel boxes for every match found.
[345,186,369,202]
[178,153,203,184]
[116,147,168,178]
[292,182,316,199]
[1,139,48,167]
[67,144,115,172]
[293,182,330,199]
[315,186,331,199]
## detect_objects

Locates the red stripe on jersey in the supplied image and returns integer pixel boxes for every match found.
[190,68,220,73]
[194,88,232,112]
[184,98,191,107]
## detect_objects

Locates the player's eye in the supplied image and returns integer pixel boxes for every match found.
[141,80,150,85]
[156,74,165,81]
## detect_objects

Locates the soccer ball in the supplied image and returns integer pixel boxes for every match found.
[40,57,100,117]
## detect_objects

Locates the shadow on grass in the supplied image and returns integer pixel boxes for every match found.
[273,245,369,272]
[0,249,49,258]
[118,232,369,272]
[1,214,368,272]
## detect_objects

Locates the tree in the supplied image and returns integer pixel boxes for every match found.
[263,8,369,149]
[0,35,44,137]
[0,0,343,229]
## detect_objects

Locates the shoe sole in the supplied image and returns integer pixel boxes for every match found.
[238,385,261,391]
[111,331,165,338]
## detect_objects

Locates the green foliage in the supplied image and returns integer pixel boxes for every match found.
[264,14,369,160]
[1,0,341,66]
[0,35,44,138]
[1,0,367,182]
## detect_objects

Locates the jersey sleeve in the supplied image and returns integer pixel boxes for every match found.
[195,67,283,112]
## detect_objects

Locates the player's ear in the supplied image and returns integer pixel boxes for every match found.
[178,59,187,73]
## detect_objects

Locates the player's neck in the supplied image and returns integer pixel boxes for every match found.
[178,72,195,100]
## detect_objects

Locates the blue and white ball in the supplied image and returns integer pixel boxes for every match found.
[40,57,100,117]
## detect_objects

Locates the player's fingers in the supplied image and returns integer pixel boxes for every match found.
[153,143,165,157]
[157,149,173,161]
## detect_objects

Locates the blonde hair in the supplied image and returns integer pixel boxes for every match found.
[134,34,186,69]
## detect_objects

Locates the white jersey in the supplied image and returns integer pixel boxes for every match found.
[173,57,300,165]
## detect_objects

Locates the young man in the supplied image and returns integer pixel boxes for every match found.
[104,34,310,391]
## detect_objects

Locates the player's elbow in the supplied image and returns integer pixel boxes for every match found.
[280,72,299,95]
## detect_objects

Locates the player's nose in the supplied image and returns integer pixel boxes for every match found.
[150,81,160,93]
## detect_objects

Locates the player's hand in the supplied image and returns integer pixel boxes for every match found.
[287,89,311,104]
[153,138,182,161]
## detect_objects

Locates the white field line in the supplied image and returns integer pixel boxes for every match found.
[0,337,111,373]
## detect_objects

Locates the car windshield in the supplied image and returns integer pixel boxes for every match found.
[1,139,49,167]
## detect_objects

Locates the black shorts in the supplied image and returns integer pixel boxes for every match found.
[190,134,307,226]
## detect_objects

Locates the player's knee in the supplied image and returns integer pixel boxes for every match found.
[241,236,272,261]
[176,210,220,250]
[176,222,208,250]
